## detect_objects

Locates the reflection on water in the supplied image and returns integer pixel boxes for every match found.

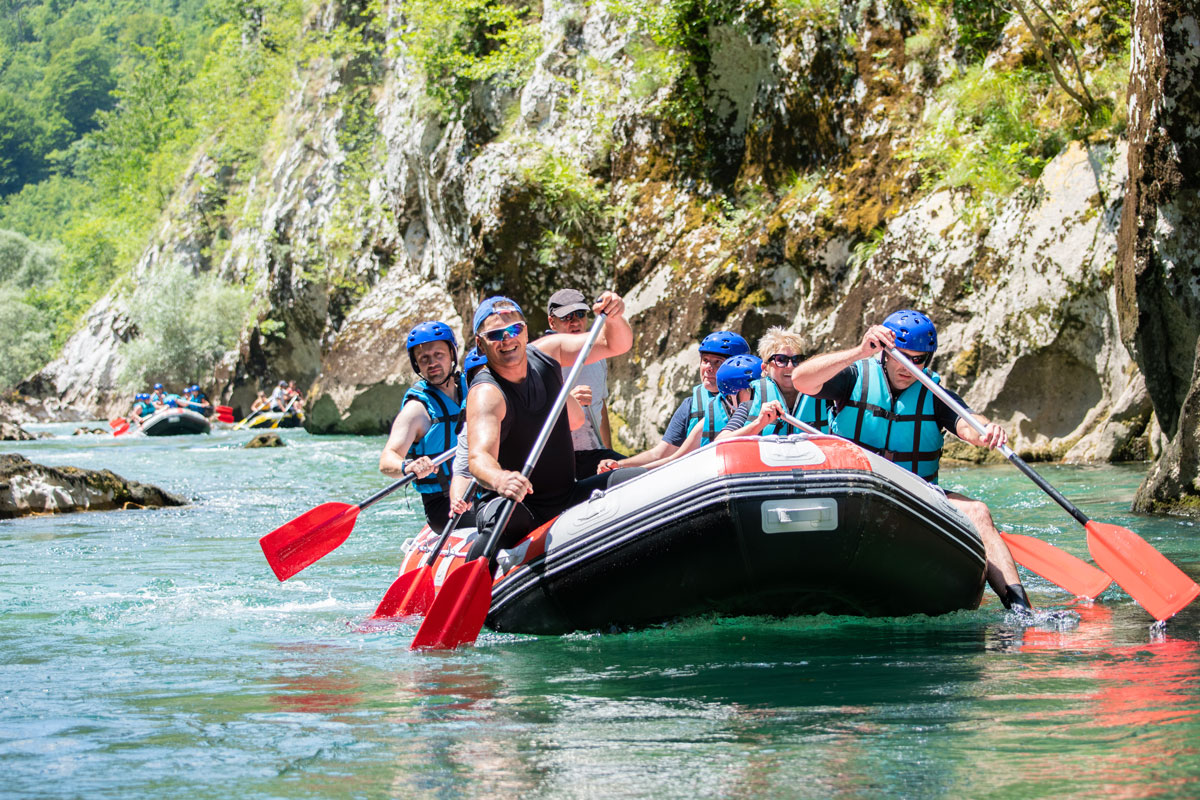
[2,429,1200,797]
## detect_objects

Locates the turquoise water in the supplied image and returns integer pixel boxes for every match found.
[3,426,1199,799]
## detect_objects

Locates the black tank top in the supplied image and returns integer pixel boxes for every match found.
[472,345,576,510]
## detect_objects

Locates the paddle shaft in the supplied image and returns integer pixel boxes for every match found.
[357,448,456,512]
[476,313,609,559]
[422,479,478,567]
[886,347,1090,527]
[780,412,822,436]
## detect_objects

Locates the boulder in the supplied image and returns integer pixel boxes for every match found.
[245,432,285,448]
[0,420,35,441]
[0,453,187,519]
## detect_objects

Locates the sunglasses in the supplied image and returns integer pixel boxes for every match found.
[768,353,803,367]
[887,351,931,366]
[555,309,588,322]
[480,321,527,342]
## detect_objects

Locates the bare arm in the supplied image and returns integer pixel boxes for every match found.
[954,413,1009,450]
[644,422,704,469]
[467,383,533,501]
[715,400,784,441]
[567,385,588,430]
[533,291,633,366]
[379,400,432,478]
[791,325,895,396]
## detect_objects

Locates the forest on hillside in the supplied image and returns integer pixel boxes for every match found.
[0,0,313,387]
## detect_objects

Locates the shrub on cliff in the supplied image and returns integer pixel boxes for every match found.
[0,288,54,390]
[119,263,249,390]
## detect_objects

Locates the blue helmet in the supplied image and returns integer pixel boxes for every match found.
[463,347,488,373]
[699,331,750,358]
[883,309,938,353]
[154,383,164,391]
[406,321,458,373]
[716,355,763,396]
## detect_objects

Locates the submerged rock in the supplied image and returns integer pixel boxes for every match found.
[245,432,285,448]
[0,453,187,519]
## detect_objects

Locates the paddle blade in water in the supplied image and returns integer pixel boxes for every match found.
[1086,521,1200,621]
[372,566,434,619]
[410,558,493,650]
[259,502,359,581]
[1001,531,1111,599]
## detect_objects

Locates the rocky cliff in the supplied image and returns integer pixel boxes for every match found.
[1116,0,1200,514]
[28,0,1190,497]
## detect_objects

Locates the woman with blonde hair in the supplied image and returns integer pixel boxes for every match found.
[757,326,830,433]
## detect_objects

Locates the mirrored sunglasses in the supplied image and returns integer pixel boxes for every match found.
[556,309,588,322]
[768,353,803,367]
[481,321,527,343]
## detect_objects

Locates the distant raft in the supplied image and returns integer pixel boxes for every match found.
[239,410,304,429]
[139,407,212,436]
[396,435,988,636]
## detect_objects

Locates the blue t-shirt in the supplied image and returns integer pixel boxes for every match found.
[662,397,694,446]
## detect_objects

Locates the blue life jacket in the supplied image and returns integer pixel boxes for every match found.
[831,357,945,483]
[692,379,776,445]
[404,373,468,495]
[754,377,835,436]
[791,393,831,434]
[134,401,153,418]
[684,384,720,442]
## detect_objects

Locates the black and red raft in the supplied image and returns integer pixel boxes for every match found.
[396,434,987,636]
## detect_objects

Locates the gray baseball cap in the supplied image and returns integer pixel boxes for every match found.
[547,288,589,318]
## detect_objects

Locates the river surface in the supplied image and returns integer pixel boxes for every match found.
[2,425,1199,799]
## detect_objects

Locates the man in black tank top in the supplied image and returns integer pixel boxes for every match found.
[466,293,643,563]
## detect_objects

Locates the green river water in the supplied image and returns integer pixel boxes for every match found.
[2,425,1199,799]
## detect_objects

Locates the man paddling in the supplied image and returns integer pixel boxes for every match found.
[545,288,623,476]
[466,293,640,562]
[791,309,1033,614]
[379,321,469,529]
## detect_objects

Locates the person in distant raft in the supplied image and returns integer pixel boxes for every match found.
[268,381,289,412]
[379,321,470,530]
[466,293,642,564]
[790,309,1033,614]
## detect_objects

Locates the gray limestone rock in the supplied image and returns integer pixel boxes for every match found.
[0,453,187,519]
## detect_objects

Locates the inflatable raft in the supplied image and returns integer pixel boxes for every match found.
[397,434,987,636]
[241,410,304,429]
[139,407,212,436]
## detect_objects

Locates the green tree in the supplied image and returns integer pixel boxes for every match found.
[0,92,48,193]
[119,263,250,389]
[0,287,54,389]
[84,19,192,202]
[40,32,118,136]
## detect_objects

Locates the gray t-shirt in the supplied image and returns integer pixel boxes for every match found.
[562,358,608,451]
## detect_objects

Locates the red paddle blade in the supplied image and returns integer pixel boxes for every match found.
[1001,531,1111,599]
[216,405,233,414]
[1086,521,1200,621]
[372,566,433,619]
[259,502,359,581]
[410,558,493,650]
